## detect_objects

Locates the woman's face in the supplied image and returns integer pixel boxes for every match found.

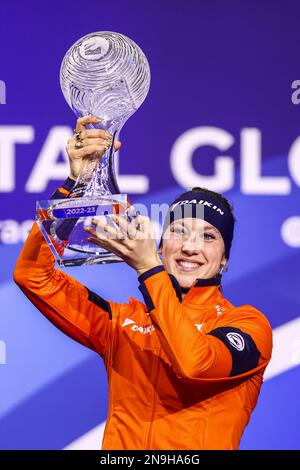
[161,218,227,290]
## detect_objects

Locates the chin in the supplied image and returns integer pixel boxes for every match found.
[174,267,216,289]
[176,273,198,290]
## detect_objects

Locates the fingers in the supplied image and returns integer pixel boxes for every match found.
[67,143,109,160]
[86,236,106,247]
[85,217,125,240]
[67,140,121,160]
[86,234,118,249]
[132,215,156,239]
[75,137,112,148]
[77,128,121,150]
[110,213,151,240]
[110,214,137,239]
[75,115,101,132]
[80,128,111,140]
[114,140,122,151]
[85,214,141,242]
[67,115,122,180]
[72,136,121,150]
[85,222,123,254]
[71,115,122,148]
[67,126,121,156]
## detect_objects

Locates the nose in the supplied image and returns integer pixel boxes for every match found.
[181,235,203,254]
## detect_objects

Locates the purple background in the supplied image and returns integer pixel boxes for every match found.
[0,0,299,449]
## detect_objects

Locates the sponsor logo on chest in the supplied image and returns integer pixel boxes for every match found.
[122,318,155,335]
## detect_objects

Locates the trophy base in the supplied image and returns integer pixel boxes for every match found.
[36,194,131,267]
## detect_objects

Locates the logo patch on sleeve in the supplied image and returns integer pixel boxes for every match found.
[226,332,245,351]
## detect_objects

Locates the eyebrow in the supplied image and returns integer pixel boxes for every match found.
[203,225,218,232]
[171,221,219,233]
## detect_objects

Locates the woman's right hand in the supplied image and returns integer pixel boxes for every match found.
[66,115,122,180]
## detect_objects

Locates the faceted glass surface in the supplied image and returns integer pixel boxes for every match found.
[36,32,150,266]
[60,31,151,197]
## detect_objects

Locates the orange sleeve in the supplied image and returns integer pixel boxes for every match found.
[13,222,115,357]
[138,267,272,380]
[214,305,273,366]
[139,267,233,379]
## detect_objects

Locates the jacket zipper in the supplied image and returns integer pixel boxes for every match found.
[143,347,161,449]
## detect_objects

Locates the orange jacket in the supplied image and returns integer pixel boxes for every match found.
[14,189,272,450]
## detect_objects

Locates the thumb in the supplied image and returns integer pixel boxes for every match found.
[114,140,122,151]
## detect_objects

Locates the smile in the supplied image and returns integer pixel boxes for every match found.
[176,260,203,272]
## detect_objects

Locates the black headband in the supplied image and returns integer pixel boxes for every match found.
[161,191,235,259]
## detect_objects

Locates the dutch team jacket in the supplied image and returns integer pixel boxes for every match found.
[13,183,273,450]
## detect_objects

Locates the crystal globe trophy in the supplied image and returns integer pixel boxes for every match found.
[36,32,151,267]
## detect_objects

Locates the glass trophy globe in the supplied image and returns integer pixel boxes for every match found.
[36,32,151,267]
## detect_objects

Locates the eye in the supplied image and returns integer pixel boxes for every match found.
[204,232,216,240]
[171,225,186,236]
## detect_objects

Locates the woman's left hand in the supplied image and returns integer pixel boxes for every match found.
[85,214,163,276]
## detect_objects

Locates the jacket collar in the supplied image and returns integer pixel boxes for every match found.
[168,273,223,306]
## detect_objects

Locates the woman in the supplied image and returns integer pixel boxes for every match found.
[14,116,272,450]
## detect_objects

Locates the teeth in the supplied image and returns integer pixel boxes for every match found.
[178,261,200,268]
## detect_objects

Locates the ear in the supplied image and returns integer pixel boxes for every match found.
[221,254,227,268]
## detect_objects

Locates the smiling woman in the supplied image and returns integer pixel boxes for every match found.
[13,116,273,450]
[158,187,235,294]
[161,218,226,293]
